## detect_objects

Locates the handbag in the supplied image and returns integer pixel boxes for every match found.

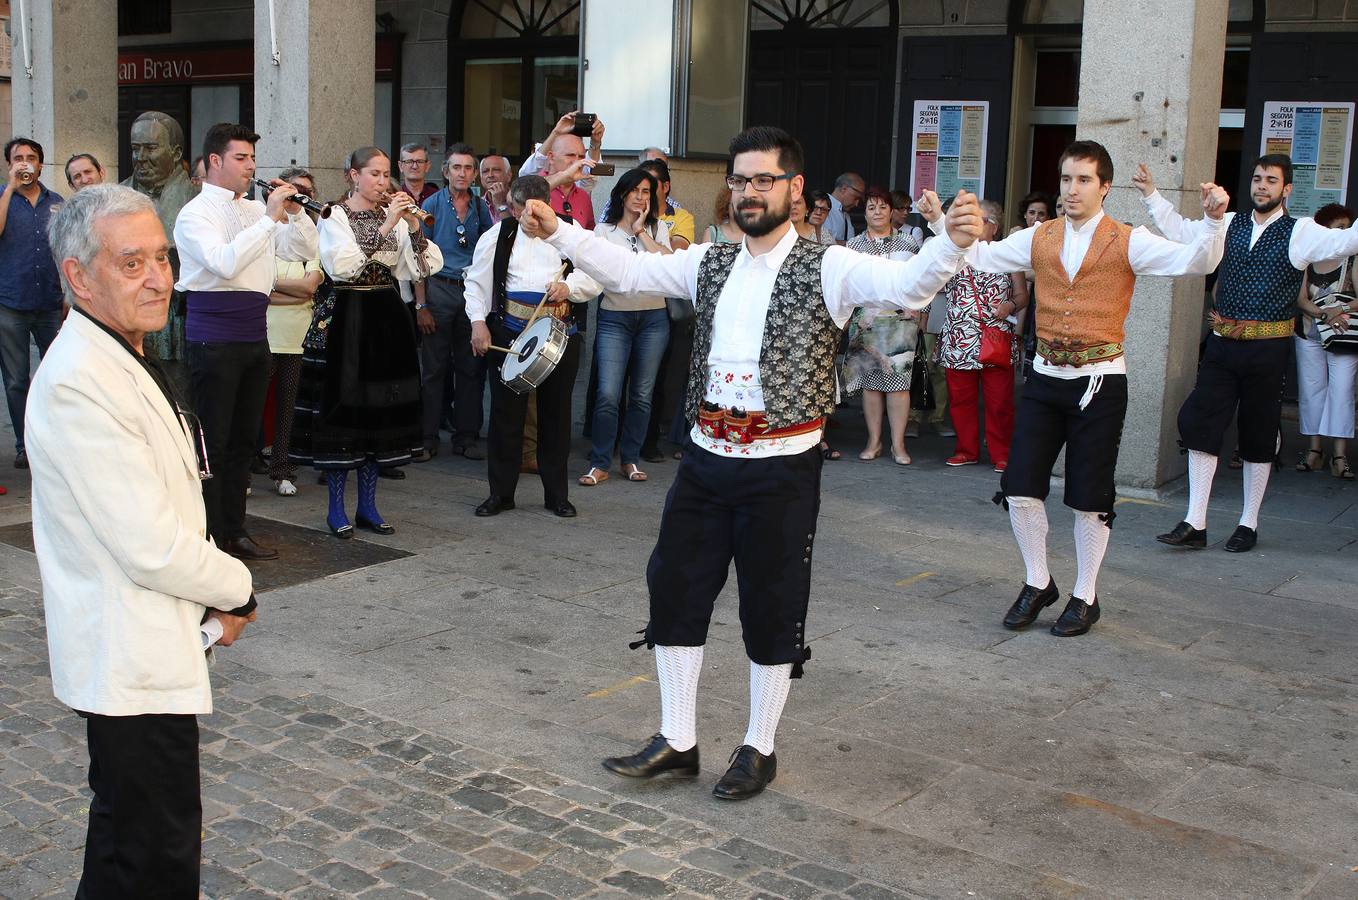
[666,295,695,323]
[968,269,1013,368]
[909,331,935,411]
[1315,257,1358,354]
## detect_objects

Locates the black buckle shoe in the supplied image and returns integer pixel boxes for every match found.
[1050,596,1100,637]
[1223,525,1257,553]
[712,745,777,801]
[475,496,514,517]
[1156,521,1206,549]
[355,516,395,535]
[1002,579,1060,630]
[603,733,699,779]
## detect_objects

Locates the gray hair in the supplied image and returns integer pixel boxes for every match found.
[833,172,863,191]
[639,147,668,164]
[480,154,510,171]
[508,175,550,207]
[48,185,157,305]
[278,166,314,183]
[399,142,429,158]
[980,199,1004,224]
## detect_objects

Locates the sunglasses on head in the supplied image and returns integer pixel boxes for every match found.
[457,224,467,248]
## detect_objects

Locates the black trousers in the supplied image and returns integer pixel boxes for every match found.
[644,437,822,673]
[188,339,271,542]
[486,319,581,504]
[420,276,486,446]
[1178,334,1288,463]
[1001,370,1128,513]
[77,713,200,899]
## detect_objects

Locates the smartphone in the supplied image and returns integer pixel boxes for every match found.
[585,162,615,177]
[571,112,597,138]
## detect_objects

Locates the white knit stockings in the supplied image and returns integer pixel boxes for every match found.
[1184,450,1217,530]
[1240,462,1271,530]
[1072,511,1110,602]
[1007,496,1050,588]
[655,645,703,752]
[743,662,793,756]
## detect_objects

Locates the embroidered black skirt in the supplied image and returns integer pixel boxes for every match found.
[290,283,422,470]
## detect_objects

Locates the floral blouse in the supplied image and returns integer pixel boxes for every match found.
[936,265,1018,370]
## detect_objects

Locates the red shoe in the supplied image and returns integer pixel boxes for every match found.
[993,461,1008,473]
[945,455,978,467]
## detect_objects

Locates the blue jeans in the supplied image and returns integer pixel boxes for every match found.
[589,307,670,469]
[0,305,62,451]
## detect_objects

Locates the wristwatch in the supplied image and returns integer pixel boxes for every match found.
[415,303,428,311]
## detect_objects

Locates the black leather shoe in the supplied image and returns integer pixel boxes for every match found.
[329,521,354,540]
[640,446,665,463]
[223,536,279,561]
[546,499,577,518]
[1050,596,1100,636]
[14,450,28,469]
[355,516,395,535]
[379,467,406,480]
[602,733,699,779]
[475,496,514,517]
[1002,579,1060,630]
[1156,521,1206,549]
[712,745,777,801]
[412,445,436,463]
[456,443,486,461]
[1223,525,1257,553]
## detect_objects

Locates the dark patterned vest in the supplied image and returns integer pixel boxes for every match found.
[1215,213,1303,322]
[684,237,841,430]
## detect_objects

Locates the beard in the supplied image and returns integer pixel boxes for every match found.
[734,195,791,237]
[1252,194,1283,214]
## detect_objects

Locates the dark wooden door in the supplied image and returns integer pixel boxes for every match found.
[747,26,896,193]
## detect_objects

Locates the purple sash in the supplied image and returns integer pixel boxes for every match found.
[184,290,270,343]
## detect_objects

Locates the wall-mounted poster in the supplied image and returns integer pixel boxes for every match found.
[910,101,988,201]
[1260,101,1354,218]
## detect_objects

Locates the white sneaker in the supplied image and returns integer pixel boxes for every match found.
[275,479,298,496]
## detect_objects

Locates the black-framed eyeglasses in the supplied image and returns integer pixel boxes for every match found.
[400,158,427,167]
[726,173,794,192]
[456,223,468,248]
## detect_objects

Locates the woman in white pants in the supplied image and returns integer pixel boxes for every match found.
[1294,204,1358,481]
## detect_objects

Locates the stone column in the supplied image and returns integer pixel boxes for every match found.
[254,0,375,201]
[1076,0,1229,493]
[9,0,119,189]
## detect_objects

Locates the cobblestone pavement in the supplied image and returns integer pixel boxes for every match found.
[0,578,921,899]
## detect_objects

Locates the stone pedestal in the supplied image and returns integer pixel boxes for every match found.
[254,1,376,201]
[1077,0,1229,492]
[9,0,119,189]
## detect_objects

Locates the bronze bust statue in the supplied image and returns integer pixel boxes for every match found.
[121,111,197,243]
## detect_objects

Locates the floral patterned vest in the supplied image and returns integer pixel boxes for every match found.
[685,237,841,429]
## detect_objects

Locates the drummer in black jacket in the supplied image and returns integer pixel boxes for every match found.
[467,175,601,517]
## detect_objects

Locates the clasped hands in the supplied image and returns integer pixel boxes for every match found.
[1133,163,1229,219]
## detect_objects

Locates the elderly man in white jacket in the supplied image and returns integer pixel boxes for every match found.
[26,185,257,896]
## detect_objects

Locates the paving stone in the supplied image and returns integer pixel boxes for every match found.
[515,863,595,898]
[500,804,569,834]
[720,837,798,869]
[669,866,748,900]
[357,825,412,851]
[450,862,528,895]
[470,843,538,874]
[450,786,510,816]
[786,863,857,891]
[563,807,628,833]
[241,858,309,893]
[310,860,381,892]
[747,870,821,900]
[603,870,672,896]
[616,847,681,877]
[376,860,446,892]
[556,825,625,854]
[257,839,330,870]
[682,846,760,880]
[608,801,668,827]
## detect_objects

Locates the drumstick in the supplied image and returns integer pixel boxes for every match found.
[525,261,571,331]
[488,345,516,354]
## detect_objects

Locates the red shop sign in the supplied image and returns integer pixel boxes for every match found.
[118,40,396,85]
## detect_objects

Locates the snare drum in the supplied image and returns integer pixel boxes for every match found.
[500,315,570,393]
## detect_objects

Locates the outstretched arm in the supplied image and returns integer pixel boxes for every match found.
[1135,165,1233,243]
[526,200,704,300]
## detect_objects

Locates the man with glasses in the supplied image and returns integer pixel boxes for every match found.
[398,143,439,204]
[520,126,983,801]
[825,171,864,245]
[418,143,494,461]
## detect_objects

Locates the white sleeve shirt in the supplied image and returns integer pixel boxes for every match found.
[1141,189,1358,271]
[464,221,601,323]
[174,182,320,293]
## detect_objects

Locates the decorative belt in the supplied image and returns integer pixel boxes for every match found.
[1210,314,1291,341]
[504,296,571,322]
[697,403,823,444]
[1036,339,1124,368]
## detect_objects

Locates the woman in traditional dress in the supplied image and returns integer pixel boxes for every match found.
[290,146,442,537]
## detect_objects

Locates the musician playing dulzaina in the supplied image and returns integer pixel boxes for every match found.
[517,126,984,800]
[467,175,601,519]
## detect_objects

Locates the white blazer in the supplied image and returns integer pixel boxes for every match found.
[25,311,254,716]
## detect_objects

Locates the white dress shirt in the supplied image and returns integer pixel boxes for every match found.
[945,209,1227,379]
[1141,190,1358,271]
[464,220,601,323]
[174,182,319,294]
[547,220,968,457]
[824,193,853,243]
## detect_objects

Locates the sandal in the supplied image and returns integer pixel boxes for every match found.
[1332,455,1355,480]
[622,463,648,482]
[820,441,841,460]
[578,467,609,486]
[1296,448,1325,472]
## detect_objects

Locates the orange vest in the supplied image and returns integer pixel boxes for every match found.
[1031,215,1136,365]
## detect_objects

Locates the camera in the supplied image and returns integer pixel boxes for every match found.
[570,112,597,138]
